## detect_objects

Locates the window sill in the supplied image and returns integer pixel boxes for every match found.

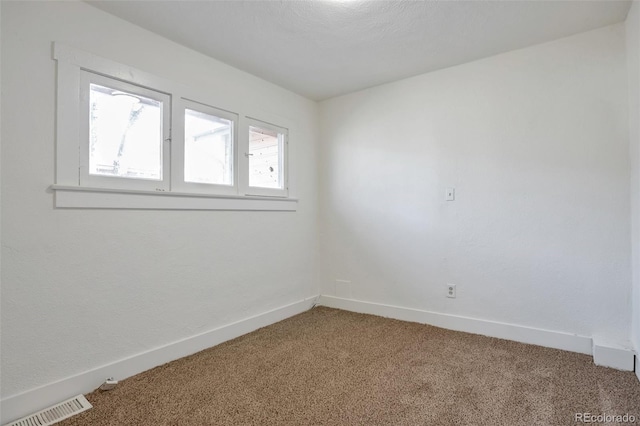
[50,185,298,211]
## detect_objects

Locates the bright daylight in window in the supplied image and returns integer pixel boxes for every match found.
[89,83,164,181]
[184,108,233,186]
[249,124,285,190]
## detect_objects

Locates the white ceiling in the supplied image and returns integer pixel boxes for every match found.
[88,0,632,101]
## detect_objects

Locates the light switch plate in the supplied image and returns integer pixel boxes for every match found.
[445,188,455,201]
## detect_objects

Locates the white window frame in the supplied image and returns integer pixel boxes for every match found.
[173,98,239,196]
[79,71,172,191]
[241,117,289,198]
[51,43,297,211]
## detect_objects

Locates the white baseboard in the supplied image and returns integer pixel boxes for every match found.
[318,295,593,355]
[592,338,635,371]
[1,296,318,425]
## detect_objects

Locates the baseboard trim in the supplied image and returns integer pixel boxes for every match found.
[592,338,635,371]
[318,295,593,355]
[1,296,318,425]
[636,356,640,382]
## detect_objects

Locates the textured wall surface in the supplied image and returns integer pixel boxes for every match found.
[319,24,631,346]
[0,1,319,398]
[627,1,640,356]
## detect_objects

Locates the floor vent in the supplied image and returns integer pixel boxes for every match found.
[5,395,92,426]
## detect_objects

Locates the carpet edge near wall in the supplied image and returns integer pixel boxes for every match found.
[318,295,636,370]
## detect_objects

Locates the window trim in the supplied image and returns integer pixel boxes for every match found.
[52,42,296,211]
[49,185,298,211]
[173,98,239,196]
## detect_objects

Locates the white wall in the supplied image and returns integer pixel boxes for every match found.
[0,1,318,400]
[627,1,640,373]
[319,24,631,346]
[1,1,637,420]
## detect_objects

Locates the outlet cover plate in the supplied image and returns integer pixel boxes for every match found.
[447,284,456,298]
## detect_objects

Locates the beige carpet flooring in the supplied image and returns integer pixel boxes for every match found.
[60,307,640,425]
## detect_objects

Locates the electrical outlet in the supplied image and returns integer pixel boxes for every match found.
[447,284,456,298]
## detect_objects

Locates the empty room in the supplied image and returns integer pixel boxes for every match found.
[2,0,640,424]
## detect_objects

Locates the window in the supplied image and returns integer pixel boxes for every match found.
[80,71,171,191]
[246,119,288,197]
[173,100,238,195]
[52,43,295,210]
[184,108,233,186]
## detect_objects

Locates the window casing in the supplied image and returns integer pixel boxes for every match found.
[52,43,295,210]
[173,99,239,196]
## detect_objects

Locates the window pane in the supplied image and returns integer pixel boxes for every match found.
[89,84,163,180]
[184,109,233,186]
[249,126,283,189]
